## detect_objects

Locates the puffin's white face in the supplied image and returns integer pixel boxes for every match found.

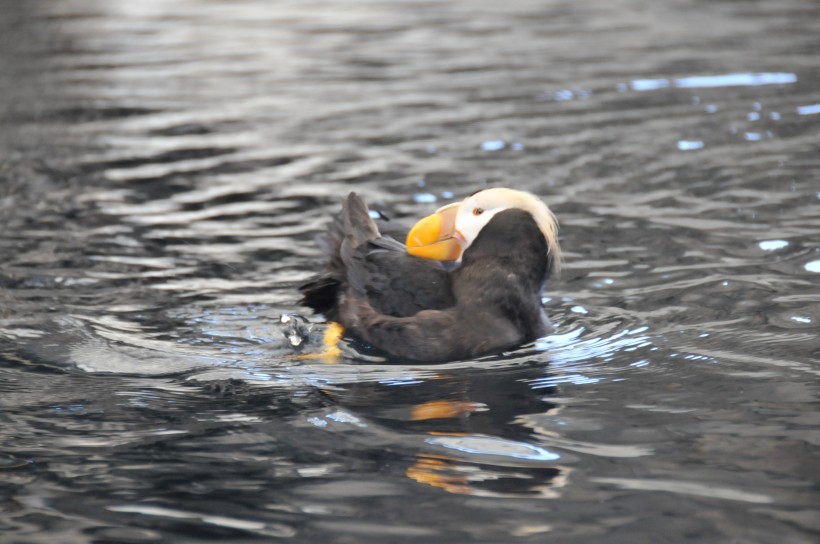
[453,190,522,249]
[406,187,561,269]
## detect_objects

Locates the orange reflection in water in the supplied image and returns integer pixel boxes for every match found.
[410,400,486,421]
[406,453,570,499]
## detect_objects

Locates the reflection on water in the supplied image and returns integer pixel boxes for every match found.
[1,0,819,542]
[628,72,798,92]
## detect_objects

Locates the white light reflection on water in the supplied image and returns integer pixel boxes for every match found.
[758,240,788,251]
[426,435,561,462]
[526,325,655,386]
[107,505,270,532]
[796,104,820,115]
[413,193,437,204]
[675,72,797,88]
[677,140,704,151]
[805,260,820,273]
[308,410,369,429]
[379,378,424,386]
[591,478,774,504]
[630,79,670,91]
[481,140,506,151]
[535,325,652,365]
[630,72,797,92]
[529,374,602,388]
[325,410,368,427]
[307,416,328,428]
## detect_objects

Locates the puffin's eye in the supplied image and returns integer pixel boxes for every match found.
[472,207,484,216]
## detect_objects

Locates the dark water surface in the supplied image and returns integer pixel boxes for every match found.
[1,0,819,542]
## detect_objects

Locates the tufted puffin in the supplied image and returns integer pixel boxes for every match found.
[298,188,561,362]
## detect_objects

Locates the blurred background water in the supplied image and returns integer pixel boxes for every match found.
[1,0,818,542]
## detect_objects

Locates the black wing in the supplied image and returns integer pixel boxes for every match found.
[299,193,455,320]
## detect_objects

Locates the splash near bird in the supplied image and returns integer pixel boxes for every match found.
[298,189,561,362]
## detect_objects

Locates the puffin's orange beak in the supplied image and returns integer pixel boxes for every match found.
[406,202,463,261]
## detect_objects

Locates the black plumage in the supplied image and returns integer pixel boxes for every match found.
[299,192,556,362]
[299,193,455,322]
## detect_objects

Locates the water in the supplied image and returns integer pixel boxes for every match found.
[1,0,819,542]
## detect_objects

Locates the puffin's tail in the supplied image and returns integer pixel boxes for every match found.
[339,193,380,296]
[298,193,379,316]
[341,192,380,247]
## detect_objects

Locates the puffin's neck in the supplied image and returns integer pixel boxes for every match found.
[454,209,552,337]
[460,209,550,286]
